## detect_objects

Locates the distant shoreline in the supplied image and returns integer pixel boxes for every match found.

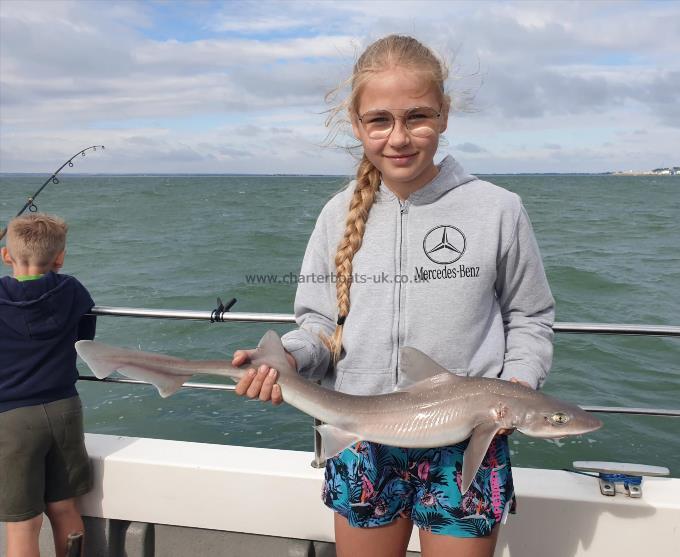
[609,172,679,177]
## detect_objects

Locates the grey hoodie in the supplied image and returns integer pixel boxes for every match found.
[282,155,554,395]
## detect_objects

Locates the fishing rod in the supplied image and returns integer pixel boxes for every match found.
[0,145,105,241]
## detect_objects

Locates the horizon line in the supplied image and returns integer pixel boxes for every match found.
[0,171,630,177]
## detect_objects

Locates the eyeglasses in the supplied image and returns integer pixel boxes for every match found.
[357,105,442,139]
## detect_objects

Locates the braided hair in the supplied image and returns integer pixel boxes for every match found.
[325,35,449,362]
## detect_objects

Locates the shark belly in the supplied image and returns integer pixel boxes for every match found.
[347,404,478,448]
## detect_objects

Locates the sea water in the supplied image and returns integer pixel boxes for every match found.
[1,172,678,476]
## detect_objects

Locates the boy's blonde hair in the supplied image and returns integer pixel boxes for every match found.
[325,35,449,363]
[5,213,68,266]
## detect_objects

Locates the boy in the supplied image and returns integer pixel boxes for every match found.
[0,213,96,557]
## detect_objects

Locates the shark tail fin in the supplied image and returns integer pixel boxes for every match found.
[75,340,192,398]
[76,340,125,379]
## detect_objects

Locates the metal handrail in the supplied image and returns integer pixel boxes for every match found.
[90,305,680,336]
[554,322,680,336]
[91,306,294,324]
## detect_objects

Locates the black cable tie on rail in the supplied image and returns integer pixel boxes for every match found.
[210,297,237,323]
[210,298,224,322]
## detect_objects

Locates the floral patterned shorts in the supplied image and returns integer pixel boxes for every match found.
[322,436,516,538]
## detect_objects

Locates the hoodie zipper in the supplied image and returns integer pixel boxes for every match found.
[395,199,409,384]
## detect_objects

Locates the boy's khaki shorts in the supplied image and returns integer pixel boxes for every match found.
[0,396,92,522]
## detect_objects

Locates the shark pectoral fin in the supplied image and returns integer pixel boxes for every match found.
[315,424,361,460]
[397,347,464,391]
[461,422,501,494]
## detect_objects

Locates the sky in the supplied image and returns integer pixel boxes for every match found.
[1,0,679,175]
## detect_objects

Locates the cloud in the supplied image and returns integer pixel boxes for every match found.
[1,0,679,173]
[210,16,308,34]
[455,142,488,154]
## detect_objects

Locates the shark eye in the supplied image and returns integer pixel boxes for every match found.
[550,412,570,425]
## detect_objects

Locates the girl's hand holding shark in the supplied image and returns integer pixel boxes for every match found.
[232,349,296,406]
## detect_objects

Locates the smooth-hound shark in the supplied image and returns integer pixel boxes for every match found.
[76,331,602,493]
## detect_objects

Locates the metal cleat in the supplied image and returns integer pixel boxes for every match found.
[572,461,670,498]
[599,477,616,497]
[625,483,642,498]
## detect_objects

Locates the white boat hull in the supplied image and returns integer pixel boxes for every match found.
[2,433,679,556]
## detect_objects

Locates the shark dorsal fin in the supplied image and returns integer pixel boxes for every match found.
[396,346,463,392]
[250,330,297,376]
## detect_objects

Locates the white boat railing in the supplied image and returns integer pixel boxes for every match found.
[90,305,680,336]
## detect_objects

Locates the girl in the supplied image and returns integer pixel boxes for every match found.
[233,35,554,557]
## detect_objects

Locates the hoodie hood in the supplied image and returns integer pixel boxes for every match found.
[377,155,476,205]
[0,272,90,339]
[0,271,96,412]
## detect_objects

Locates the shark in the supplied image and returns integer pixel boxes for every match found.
[75,330,602,493]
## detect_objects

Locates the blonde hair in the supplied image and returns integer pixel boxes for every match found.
[5,213,68,266]
[325,35,449,362]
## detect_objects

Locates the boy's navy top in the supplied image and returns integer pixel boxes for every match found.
[0,271,96,413]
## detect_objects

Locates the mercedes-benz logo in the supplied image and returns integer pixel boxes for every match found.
[423,225,466,265]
